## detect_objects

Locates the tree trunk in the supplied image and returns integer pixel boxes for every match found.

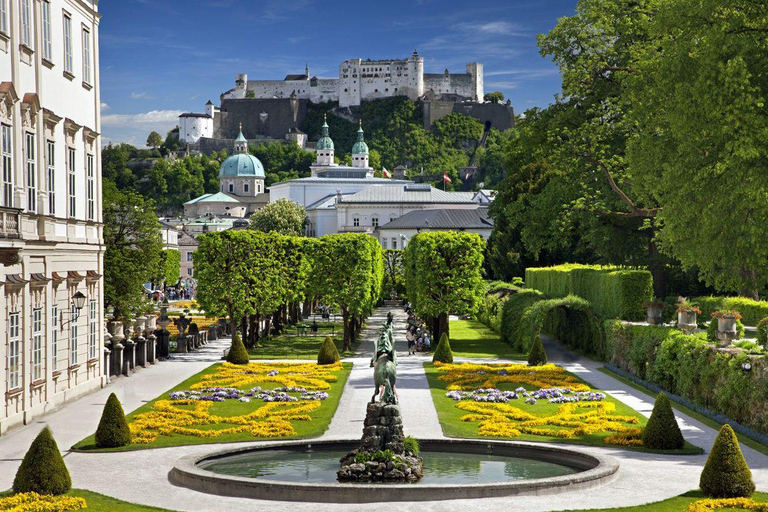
[290,302,299,325]
[228,305,237,339]
[438,311,449,342]
[246,314,258,349]
[342,308,352,352]
[254,314,261,344]
[739,266,759,300]
[263,316,272,339]
[302,300,312,319]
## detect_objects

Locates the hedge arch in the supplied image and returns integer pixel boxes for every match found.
[516,295,606,360]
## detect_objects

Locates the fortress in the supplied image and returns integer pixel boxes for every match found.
[221,51,483,108]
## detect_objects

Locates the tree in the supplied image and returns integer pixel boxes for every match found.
[700,424,755,498]
[13,427,71,495]
[527,336,548,366]
[403,232,485,342]
[153,249,180,287]
[95,393,132,448]
[317,336,340,364]
[382,249,405,300]
[249,198,307,236]
[432,333,454,363]
[641,392,684,450]
[484,91,505,103]
[103,179,161,320]
[226,331,250,364]
[146,131,163,149]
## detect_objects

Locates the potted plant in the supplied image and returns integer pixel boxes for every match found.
[712,310,741,346]
[643,298,666,325]
[676,297,701,334]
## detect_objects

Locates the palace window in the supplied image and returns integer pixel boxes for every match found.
[86,154,94,220]
[1,124,12,207]
[32,308,43,381]
[353,217,360,227]
[67,148,76,217]
[8,312,20,389]
[51,305,58,371]
[243,182,249,193]
[47,141,55,215]
[382,238,387,249]
[228,183,234,193]
[63,14,73,74]
[25,132,36,212]
[391,238,397,250]
[187,268,193,276]
[371,217,379,227]
[88,299,97,360]
[187,251,194,262]
[20,0,31,46]
[42,1,53,60]
[69,302,78,365]
[0,0,7,34]
[82,28,91,84]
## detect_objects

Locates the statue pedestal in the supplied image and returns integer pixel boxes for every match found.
[337,403,423,482]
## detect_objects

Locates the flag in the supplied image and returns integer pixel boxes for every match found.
[382,167,391,178]
[443,173,452,184]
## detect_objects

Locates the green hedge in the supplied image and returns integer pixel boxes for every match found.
[476,281,521,332]
[606,322,768,435]
[499,289,546,346]
[525,264,653,321]
[695,296,768,326]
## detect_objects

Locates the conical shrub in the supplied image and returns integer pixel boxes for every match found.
[527,336,548,366]
[317,336,340,365]
[95,393,132,448]
[226,331,249,365]
[700,424,755,498]
[642,392,684,450]
[12,427,71,495]
[432,333,453,364]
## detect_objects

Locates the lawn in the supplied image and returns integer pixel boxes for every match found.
[449,319,527,359]
[247,322,356,360]
[72,361,351,451]
[557,491,768,512]
[425,362,701,453]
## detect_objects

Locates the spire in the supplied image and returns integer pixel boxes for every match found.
[305,60,310,78]
[316,113,334,152]
[352,119,369,156]
[321,114,329,136]
[357,119,365,140]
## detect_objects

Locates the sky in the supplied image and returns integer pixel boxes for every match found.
[99,0,577,146]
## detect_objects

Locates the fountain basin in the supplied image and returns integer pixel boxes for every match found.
[169,439,619,502]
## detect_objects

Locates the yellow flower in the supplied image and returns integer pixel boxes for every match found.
[686,498,768,511]
[0,492,87,512]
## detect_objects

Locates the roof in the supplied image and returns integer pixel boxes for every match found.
[179,113,212,119]
[219,153,265,178]
[269,177,412,187]
[317,117,334,150]
[234,130,248,143]
[184,192,243,205]
[306,193,354,211]
[178,231,199,246]
[158,220,179,231]
[285,74,309,81]
[339,185,479,205]
[378,209,493,230]
[352,124,369,155]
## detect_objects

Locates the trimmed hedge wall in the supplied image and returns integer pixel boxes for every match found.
[695,296,768,326]
[476,281,522,333]
[525,264,653,321]
[499,289,546,346]
[606,321,768,435]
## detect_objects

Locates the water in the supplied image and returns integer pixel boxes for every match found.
[198,449,579,484]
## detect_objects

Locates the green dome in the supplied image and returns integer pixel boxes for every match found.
[352,124,369,154]
[219,153,265,178]
[316,116,334,151]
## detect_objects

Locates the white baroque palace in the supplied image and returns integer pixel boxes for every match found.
[222,51,484,108]
[0,0,104,434]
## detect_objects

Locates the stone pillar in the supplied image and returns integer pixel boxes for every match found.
[135,316,147,368]
[208,324,217,341]
[122,322,135,376]
[176,333,188,353]
[108,321,124,378]
[103,329,112,384]
[145,315,157,364]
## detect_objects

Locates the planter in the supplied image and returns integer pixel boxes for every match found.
[716,316,738,346]
[646,305,663,325]
[677,311,697,334]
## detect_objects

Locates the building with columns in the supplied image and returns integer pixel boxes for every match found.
[0,0,104,434]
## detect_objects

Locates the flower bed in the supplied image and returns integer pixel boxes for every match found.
[0,493,86,512]
[687,498,768,511]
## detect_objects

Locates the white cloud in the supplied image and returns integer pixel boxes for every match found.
[486,81,521,90]
[485,68,560,79]
[455,21,527,36]
[100,102,110,111]
[130,92,156,100]
[101,110,183,128]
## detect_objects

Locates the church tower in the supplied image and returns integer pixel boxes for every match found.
[233,124,248,154]
[315,114,335,166]
[351,120,369,168]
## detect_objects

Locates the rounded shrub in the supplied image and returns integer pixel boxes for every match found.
[226,331,250,365]
[13,427,71,495]
[527,336,548,366]
[95,393,132,448]
[641,392,684,450]
[757,317,768,347]
[700,424,755,498]
[317,336,340,365]
[432,333,454,364]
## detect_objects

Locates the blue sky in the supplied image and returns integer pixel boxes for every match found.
[99,0,577,146]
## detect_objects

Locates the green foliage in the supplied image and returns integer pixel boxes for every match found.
[317,336,340,365]
[642,393,684,450]
[706,318,745,342]
[155,249,180,286]
[404,436,420,456]
[103,179,161,320]
[95,393,132,448]
[607,323,768,434]
[249,198,307,236]
[146,131,163,149]
[528,296,606,358]
[500,289,547,346]
[526,264,653,320]
[432,333,454,364]
[700,424,755,498]
[382,250,405,301]
[12,427,71,495]
[527,335,548,366]
[757,318,768,347]
[372,449,395,463]
[484,91,505,103]
[226,331,250,365]
[695,297,768,326]
[476,281,521,333]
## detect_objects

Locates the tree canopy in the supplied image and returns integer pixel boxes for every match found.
[249,198,307,236]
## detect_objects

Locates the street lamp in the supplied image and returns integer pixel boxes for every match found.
[61,291,87,328]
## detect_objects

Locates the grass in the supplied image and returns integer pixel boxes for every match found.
[0,490,178,511]
[598,367,768,457]
[448,319,527,359]
[556,491,768,511]
[424,363,701,454]
[248,330,357,360]
[72,362,351,452]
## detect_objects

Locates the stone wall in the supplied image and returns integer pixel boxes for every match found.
[423,100,515,131]
[214,98,310,140]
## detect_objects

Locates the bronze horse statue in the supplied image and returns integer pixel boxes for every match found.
[370,313,397,404]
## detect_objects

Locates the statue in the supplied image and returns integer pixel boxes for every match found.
[370,313,397,404]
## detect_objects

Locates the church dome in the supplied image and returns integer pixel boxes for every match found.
[219,153,265,178]
[352,123,369,154]
[316,115,334,150]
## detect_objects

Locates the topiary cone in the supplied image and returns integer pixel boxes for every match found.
[317,336,340,365]
[527,336,548,366]
[226,331,250,365]
[432,333,453,364]
[641,392,684,450]
[700,424,755,498]
[13,427,71,495]
[95,393,132,448]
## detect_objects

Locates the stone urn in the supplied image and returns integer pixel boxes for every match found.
[646,305,664,325]
[716,316,738,346]
[677,310,697,334]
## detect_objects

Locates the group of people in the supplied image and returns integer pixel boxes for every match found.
[405,310,432,355]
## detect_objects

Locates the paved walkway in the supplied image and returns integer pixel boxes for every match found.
[1,309,767,512]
